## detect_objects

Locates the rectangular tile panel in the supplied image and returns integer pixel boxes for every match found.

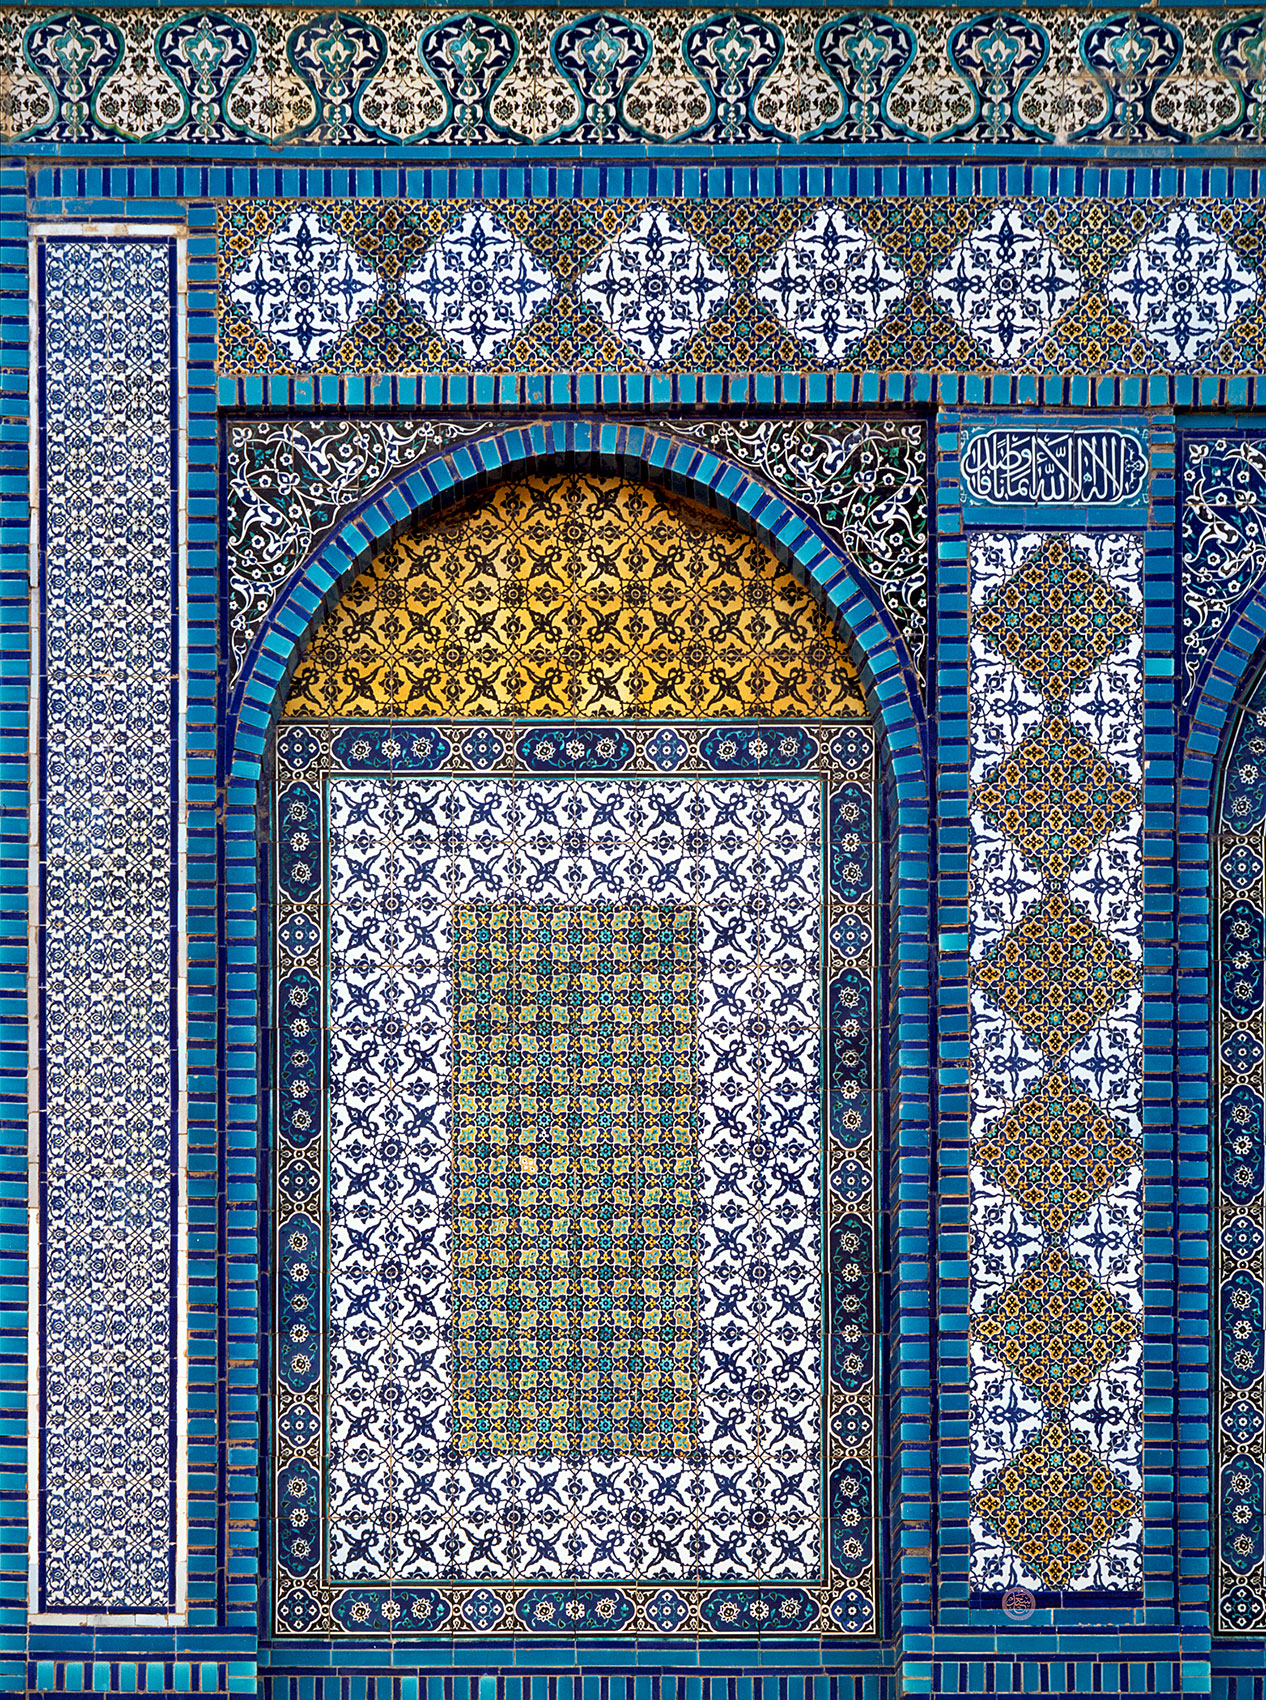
[36,238,180,1612]
[966,528,1145,1599]
[272,719,878,1638]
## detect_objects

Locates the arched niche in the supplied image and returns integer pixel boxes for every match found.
[260,458,911,1647]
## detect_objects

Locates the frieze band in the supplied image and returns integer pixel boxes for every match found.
[8,7,1266,149]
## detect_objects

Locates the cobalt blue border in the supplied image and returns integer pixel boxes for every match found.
[927,412,1196,1681]
[34,232,182,1616]
[222,421,934,1676]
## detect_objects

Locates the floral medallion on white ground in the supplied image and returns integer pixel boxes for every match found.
[400,209,555,363]
[1107,208,1261,363]
[578,203,731,364]
[1066,634,1144,782]
[930,203,1081,365]
[754,205,907,359]
[227,209,381,365]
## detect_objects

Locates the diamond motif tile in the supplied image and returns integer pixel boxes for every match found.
[577,204,731,365]
[929,204,1081,364]
[974,1247,1136,1402]
[973,535,1137,703]
[972,1421,1140,1590]
[973,1073,1138,1234]
[226,208,381,365]
[400,209,555,363]
[1107,207,1261,363]
[974,715,1138,879]
[973,892,1139,1056]
[753,205,907,359]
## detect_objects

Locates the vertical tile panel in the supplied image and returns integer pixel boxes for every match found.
[35,236,180,1612]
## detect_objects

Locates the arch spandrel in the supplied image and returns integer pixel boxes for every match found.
[282,470,867,720]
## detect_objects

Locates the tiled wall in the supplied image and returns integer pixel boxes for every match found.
[12,7,1266,1696]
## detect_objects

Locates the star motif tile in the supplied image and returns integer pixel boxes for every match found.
[578,204,731,365]
[973,535,1137,703]
[400,209,555,364]
[930,204,1081,365]
[973,891,1139,1056]
[973,1072,1138,1235]
[1107,207,1261,363]
[974,714,1138,880]
[227,209,381,366]
[973,1247,1137,1403]
[753,205,907,359]
[972,1420,1140,1590]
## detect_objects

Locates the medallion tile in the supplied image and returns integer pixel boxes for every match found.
[971,1421,1141,1591]
[215,195,1266,378]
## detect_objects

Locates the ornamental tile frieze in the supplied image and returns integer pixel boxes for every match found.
[216,196,1266,379]
[6,7,1266,147]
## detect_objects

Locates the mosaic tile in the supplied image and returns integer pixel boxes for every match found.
[225,417,491,679]
[38,238,177,1609]
[216,196,1266,378]
[1216,670,1266,1634]
[450,901,700,1460]
[967,528,1144,1598]
[670,419,929,674]
[282,472,867,720]
[270,483,878,1638]
[3,7,1260,147]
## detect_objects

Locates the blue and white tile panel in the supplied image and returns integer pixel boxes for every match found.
[222,199,1262,372]
[32,231,186,1617]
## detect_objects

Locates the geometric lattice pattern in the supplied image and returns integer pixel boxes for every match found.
[968,529,1144,1595]
[974,1073,1137,1235]
[451,902,700,1460]
[38,239,177,1612]
[283,473,866,721]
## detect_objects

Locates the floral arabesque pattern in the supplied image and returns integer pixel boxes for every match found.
[39,240,177,1611]
[1182,432,1266,703]
[272,725,879,1637]
[216,195,1266,378]
[967,530,1144,1596]
[2,6,1258,147]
